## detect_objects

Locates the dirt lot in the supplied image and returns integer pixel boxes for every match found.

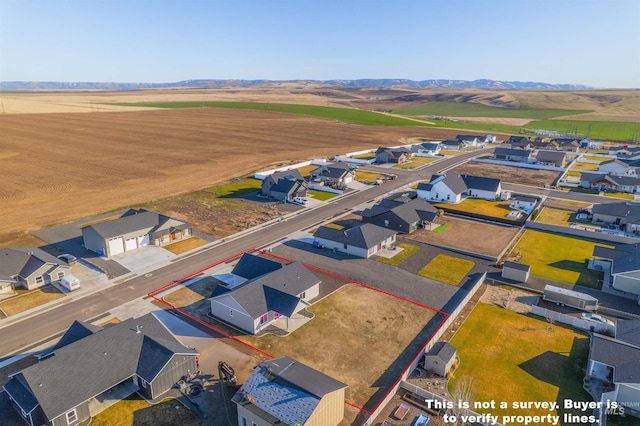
[0,107,465,240]
[452,161,561,187]
[408,216,520,258]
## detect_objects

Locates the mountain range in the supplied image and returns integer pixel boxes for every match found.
[0,79,592,91]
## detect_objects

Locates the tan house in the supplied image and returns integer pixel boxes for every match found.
[0,248,70,290]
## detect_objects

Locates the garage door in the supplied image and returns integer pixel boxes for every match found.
[138,234,150,246]
[108,237,124,256]
[125,238,137,251]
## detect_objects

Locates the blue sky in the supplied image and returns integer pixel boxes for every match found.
[1,0,639,87]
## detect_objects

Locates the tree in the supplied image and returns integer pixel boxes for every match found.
[447,375,475,425]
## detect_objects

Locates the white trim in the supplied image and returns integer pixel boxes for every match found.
[65,408,78,425]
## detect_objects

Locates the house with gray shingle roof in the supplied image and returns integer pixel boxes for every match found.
[411,141,442,156]
[232,356,348,426]
[3,313,197,426]
[261,169,308,201]
[591,202,640,233]
[493,147,532,162]
[0,248,70,291]
[313,223,397,258]
[580,174,640,193]
[361,197,440,234]
[209,254,321,335]
[375,147,412,164]
[599,159,635,176]
[81,209,192,258]
[423,342,458,378]
[310,162,355,188]
[536,150,567,167]
[416,173,502,203]
[586,320,640,419]
[593,243,640,297]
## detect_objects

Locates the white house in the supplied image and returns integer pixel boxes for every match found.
[313,223,397,258]
[416,173,502,204]
[599,159,634,176]
[593,243,640,297]
[510,195,538,213]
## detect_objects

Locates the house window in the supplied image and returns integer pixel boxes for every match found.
[299,291,306,299]
[65,408,78,424]
[253,422,258,426]
[447,194,451,201]
[343,242,348,250]
[229,310,233,317]
[260,314,268,324]
[58,272,65,279]
[35,276,43,284]
[241,419,247,426]
[140,378,147,388]
[383,220,389,227]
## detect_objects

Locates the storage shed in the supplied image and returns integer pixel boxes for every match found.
[501,261,531,282]
[423,342,458,378]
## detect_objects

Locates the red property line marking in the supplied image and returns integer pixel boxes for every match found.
[147,248,450,417]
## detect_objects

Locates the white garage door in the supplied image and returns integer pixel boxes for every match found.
[138,234,150,246]
[108,237,124,256]
[125,237,137,251]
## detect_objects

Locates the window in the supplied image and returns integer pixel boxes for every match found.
[229,310,233,317]
[140,378,147,388]
[253,422,258,426]
[241,419,247,426]
[299,291,306,299]
[383,220,389,228]
[65,409,78,424]
[343,242,348,249]
[447,194,451,201]
[260,314,268,324]
[35,276,43,284]
[58,272,65,279]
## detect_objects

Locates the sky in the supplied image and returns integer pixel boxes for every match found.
[1,0,639,88]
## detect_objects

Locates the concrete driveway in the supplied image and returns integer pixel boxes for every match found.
[110,246,175,272]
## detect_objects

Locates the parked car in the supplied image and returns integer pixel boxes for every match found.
[57,254,78,264]
[292,197,307,205]
[581,313,614,327]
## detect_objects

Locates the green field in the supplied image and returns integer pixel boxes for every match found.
[376,242,421,266]
[524,119,640,141]
[450,303,590,420]
[515,230,610,288]
[112,101,430,127]
[207,178,262,196]
[394,101,589,119]
[418,254,475,285]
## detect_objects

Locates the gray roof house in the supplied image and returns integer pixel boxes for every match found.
[587,321,640,419]
[456,134,486,147]
[261,170,308,201]
[3,313,197,426]
[375,147,412,164]
[310,162,355,188]
[536,150,567,167]
[209,254,321,335]
[411,141,442,155]
[508,136,532,149]
[313,223,397,258]
[361,197,440,234]
[493,147,532,162]
[591,202,640,233]
[422,342,458,378]
[232,356,348,426]
[416,173,502,203]
[581,174,640,193]
[0,248,70,291]
[593,243,640,296]
[81,209,192,258]
[599,159,632,175]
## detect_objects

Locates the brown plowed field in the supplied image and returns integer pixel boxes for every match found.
[0,108,464,237]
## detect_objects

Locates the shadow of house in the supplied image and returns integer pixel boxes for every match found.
[548,260,604,288]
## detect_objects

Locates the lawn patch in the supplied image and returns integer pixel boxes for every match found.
[514,230,610,288]
[434,198,517,220]
[431,223,449,233]
[353,153,376,160]
[376,242,420,266]
[450,303,590,420]
[355,170,383,183]
[296,164,318,178]
[411,156,439,163]
[207,178,262,197]
[603,192,635,200]
[163,237,207,254]
[0,285,65,316]
[536,208,576,226]
[90,394,199,426]
[571,162,600,171]
[392,161,422,169]
[418,254,475,285]
[307,189,339,201]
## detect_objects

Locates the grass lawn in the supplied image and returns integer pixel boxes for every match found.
[514,230,611,288]
[411,156,439,163]
[582,156,607,162]
[376,242,421,266]
[604,192,636,200]
[449,303,591,420]
[163,237,207,254]
[392,161,422,169]
[307,189,339,201]
[207,177,262,197]
[434,198,517,220]
[439,150,463,156]
[353,153,376,160]
[418,254,475,285]
[296,164,318,178]
[0,285,65,316]
[355,170,383,183]
[535,208,575,226]
[239,284,438,411]
[91,394,199,426]
[565,170,582,177]
[571,162,600,171]
[432,223,449,233]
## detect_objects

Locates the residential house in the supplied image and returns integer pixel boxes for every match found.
[508,136,532,149]
[310,162,355,189]
[361,197,440,234]
[510,195,538,213]
[599,159,635,176]
[209,253,321,335]
[580,174,640,193]
[608,146,640,157]
[591,202,640,232]
[456,135,486,147]
[422,342,458,378]
[416,173,502,203]
[441,139,465,151]
[593,243,640,296]
[232,356,348,426]
[82,209,192,258]
[375,147,412,164]
[551,138,582,152]
[3,313,197,426]
[261,170,308,201]
[313,223,397,258]
[586,320,640,419]
[530,138,558,150]
[536,150,567,168]
[0,248,70,290]
[493,147,532,162]
[411,141,442,156]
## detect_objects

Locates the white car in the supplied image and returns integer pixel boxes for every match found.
[581,313,614,327]
[292,197,307,205]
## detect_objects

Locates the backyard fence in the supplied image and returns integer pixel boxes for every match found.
[525,219,639,245]
[307,183,343,194]
[531,305,615,335]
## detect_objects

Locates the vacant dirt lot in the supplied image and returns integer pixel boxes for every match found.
[408,216,520,258]
[453,161,561,187]
[0,108,465,239]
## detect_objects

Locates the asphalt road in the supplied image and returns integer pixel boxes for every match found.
[0,149,489,358]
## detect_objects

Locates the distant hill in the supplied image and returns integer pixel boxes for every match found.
[0,79,592,91]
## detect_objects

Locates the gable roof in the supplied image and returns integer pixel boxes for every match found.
[536,150,566,162]
[0,248,68,281]
[456,135,484,142]
[494,147,531,157]
[362,198,439,225]
[3,313,196,422]
[232,356,347,425]
[426,341,457,363]
[593,243,640,275]
[268,169,304,182]
[84,210,189,240]
[312,162,351,179]
[313,223,397,250]
[232,253,284,280]
[590,334,640,384]
[600,159,630,168]
[428,173,467,195]
[461,175,501,192]
[592,202,640,222]
[615,320,640,347]
[39,320,103,358]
